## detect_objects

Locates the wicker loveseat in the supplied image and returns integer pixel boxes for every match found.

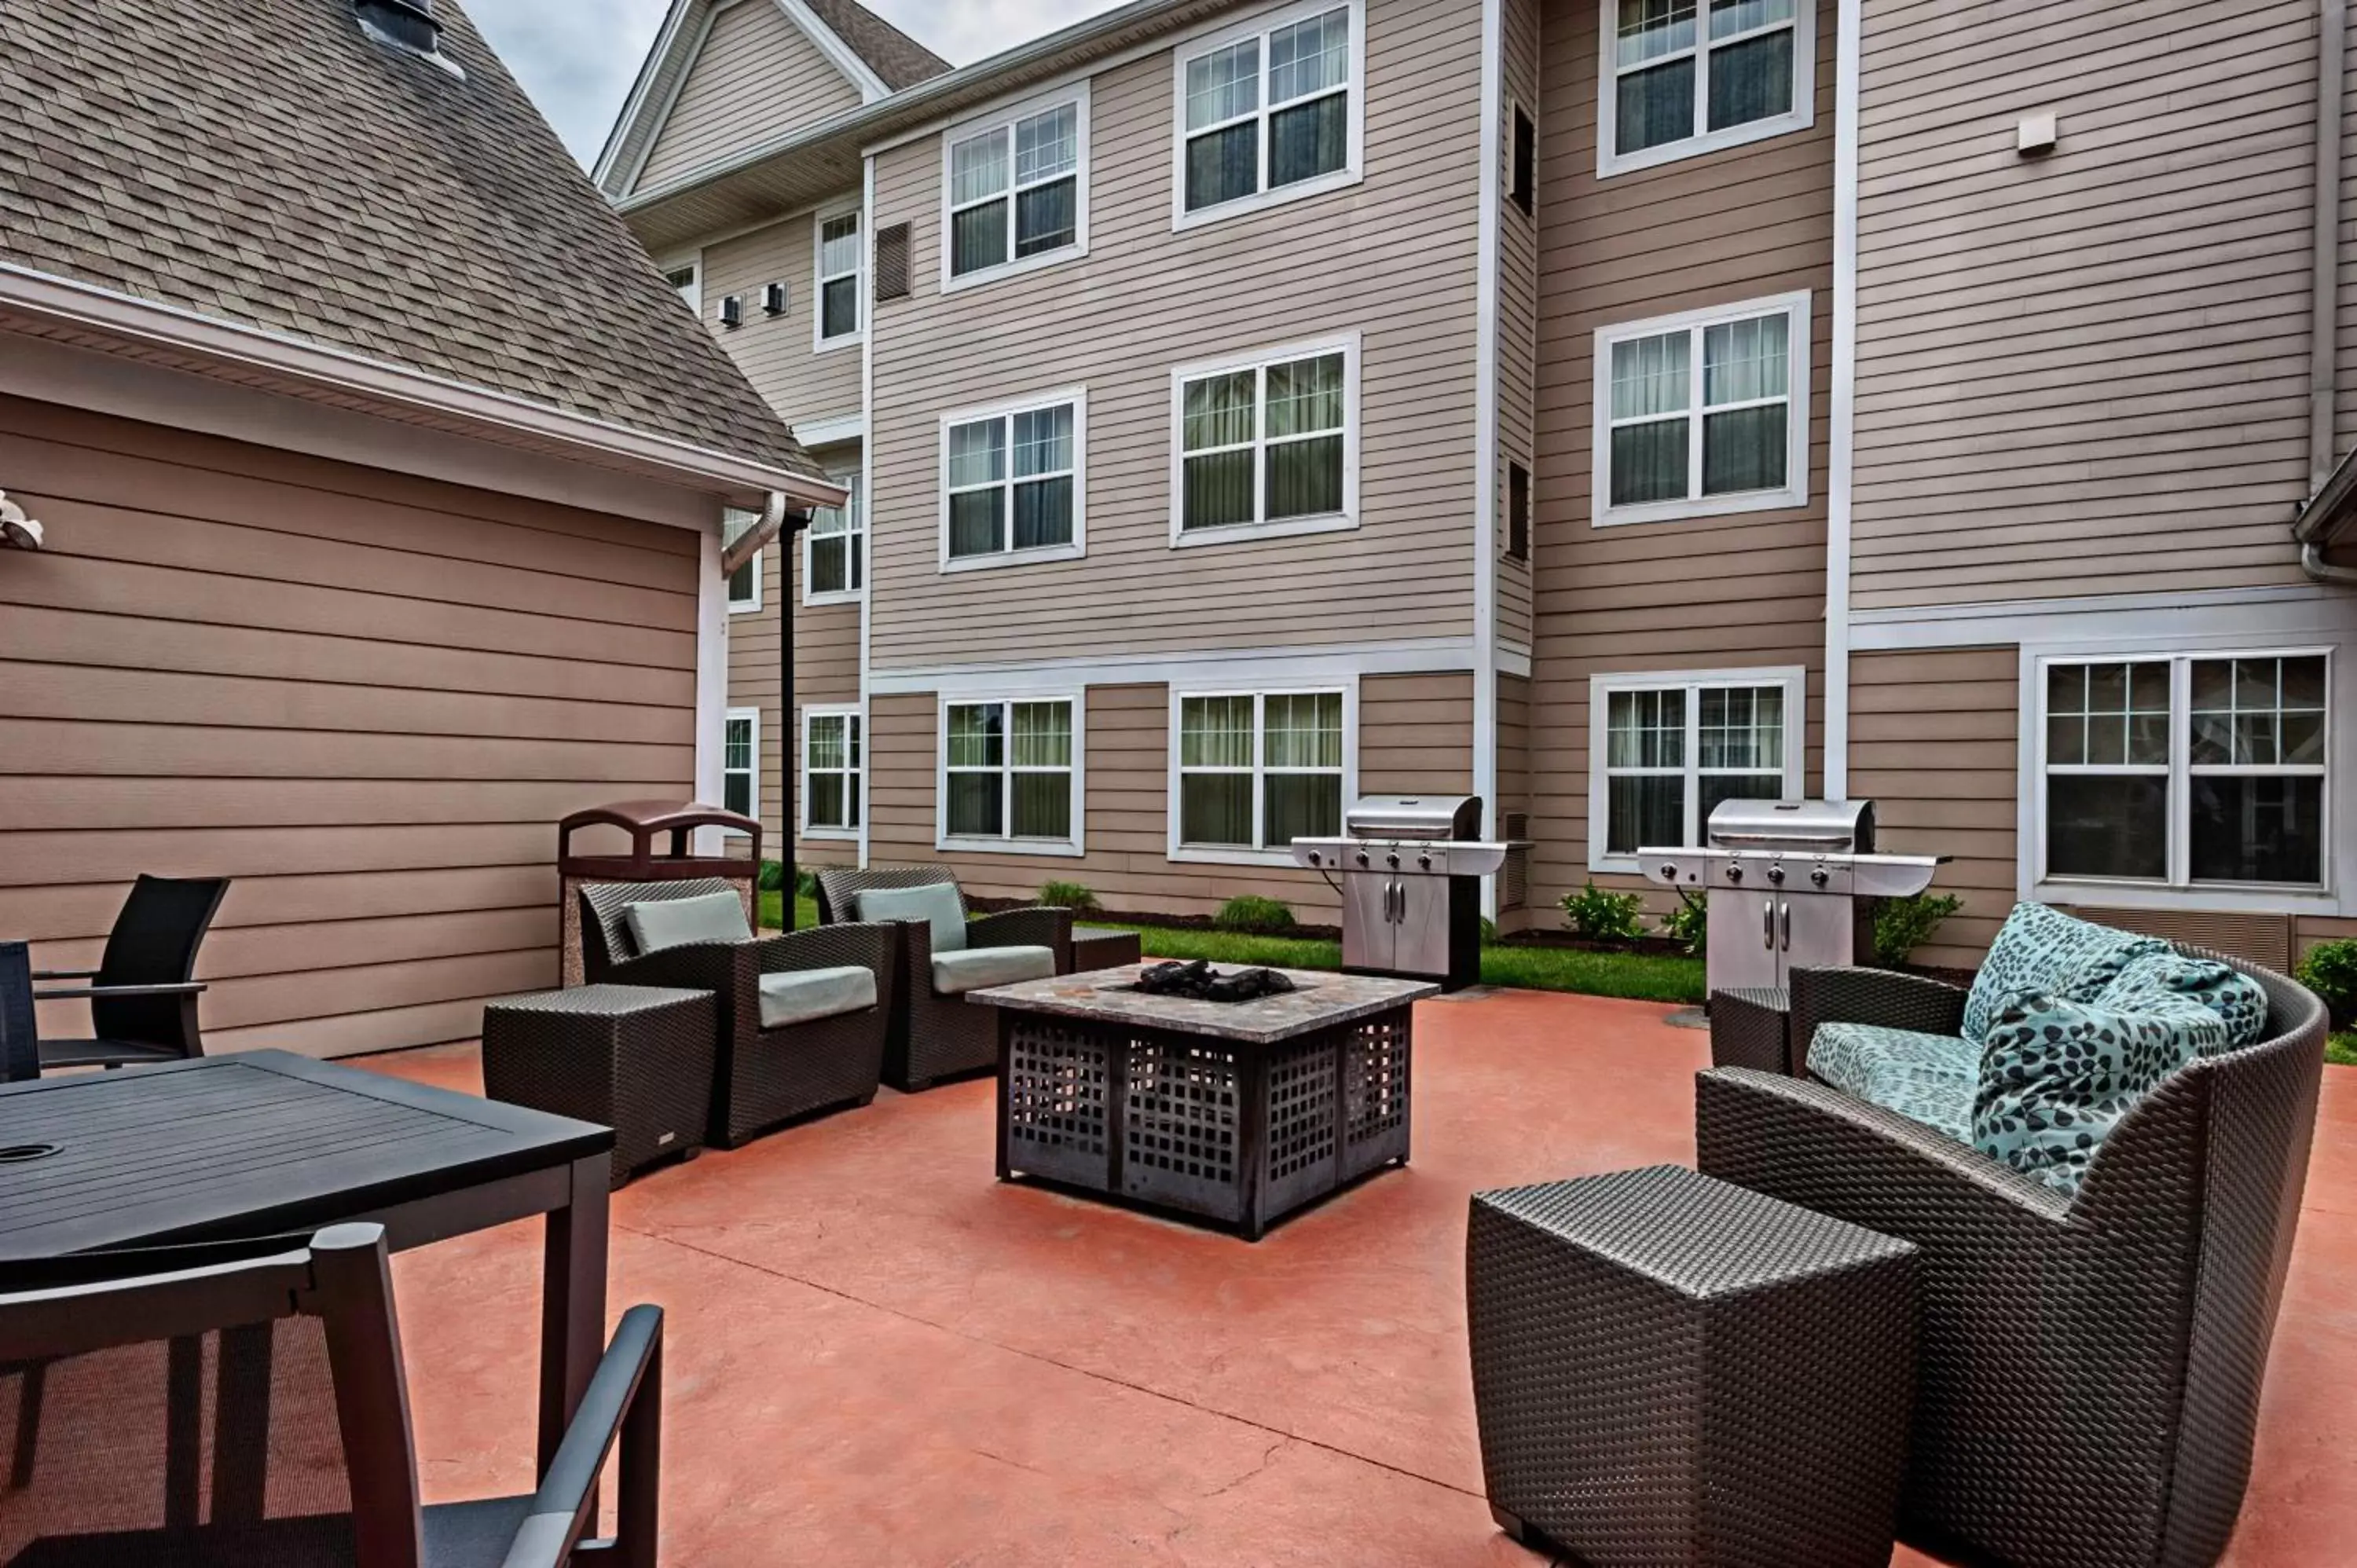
[580,878,895,1146]
[1697,946,2327,1568]
[815,867,1073,1091]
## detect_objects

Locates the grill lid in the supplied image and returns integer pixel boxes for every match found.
[1705,798,1877,853]
[1342,795,1483,841]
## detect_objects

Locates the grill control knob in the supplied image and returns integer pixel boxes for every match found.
[1418,853,1434,871]
[1725,864,1743,883]
[1355,852,1370,867]
[1767,863,1786,885]
[1660,863,1680,882]
[1386,853,1401,870]
[1811,866,1831,888]
[1307,851,1322,866]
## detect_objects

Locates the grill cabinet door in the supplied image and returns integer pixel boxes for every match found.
[1708,887,1782,994]
[1780,892,1856,978]
[1393,877,1453,980]
[1343,874,1395,973]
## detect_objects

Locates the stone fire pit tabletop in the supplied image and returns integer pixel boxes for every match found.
[966,964,1439,1046]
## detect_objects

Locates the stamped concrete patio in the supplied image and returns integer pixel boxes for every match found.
[362,989,2357,1567]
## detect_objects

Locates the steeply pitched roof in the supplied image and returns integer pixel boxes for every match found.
[801,0,951,90]
[0,0,815,480]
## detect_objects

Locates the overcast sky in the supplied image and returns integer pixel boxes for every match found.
[466,0,1127,164]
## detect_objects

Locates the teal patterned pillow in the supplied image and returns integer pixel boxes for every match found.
[1962,903,2170,1046]
[2099,950,2270,1051]
[1972,989,2227,1196]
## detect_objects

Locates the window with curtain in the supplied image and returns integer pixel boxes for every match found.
[1596,295,1806,522]
[2041,654,2326,888]
[1607,0,1803,166]
[724,711,758,822]
[805,476,863,599]
[945,399,1080,561]
[1595,676,1791,859]
[804,710,861,833]
[721,511,761,610]
[816,211,860,342]
[948,100,1082,280]
[1179,346,1351,534]
[1180,4,1355,216]
[1178,691,1345,851]
[944,699,1077,844]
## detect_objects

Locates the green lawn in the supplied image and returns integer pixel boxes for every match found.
[761,891,1704,1006]
[2331,1032,2357,1068]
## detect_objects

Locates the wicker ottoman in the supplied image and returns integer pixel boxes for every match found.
[1468,1165,1916,1567]
[1710,986,1793,1074]
[482,985,717,1190]
[1070,925,1144,972]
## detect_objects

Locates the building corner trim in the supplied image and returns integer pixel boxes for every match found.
[1824,0,1863,802]
[1471,0,1505,917]
[857,151,878,873]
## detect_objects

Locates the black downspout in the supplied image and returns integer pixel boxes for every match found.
[778,510,814,929]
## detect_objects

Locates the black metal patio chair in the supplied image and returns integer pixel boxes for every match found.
[24,874,229,1077]
[0,1223,663,1566]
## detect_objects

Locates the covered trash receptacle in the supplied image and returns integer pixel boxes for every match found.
[556,799,761,987]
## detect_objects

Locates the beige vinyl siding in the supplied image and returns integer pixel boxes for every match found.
[1523,0,1835,918]
[1849,0,2315,610]
[634,0,865,193]
[1495,0,1541,654]
[1495,671,1531,929]
[0,394,701,1059]
[864,0,1486,672]
[724,532,860,870]
[1846,647,2018,969]
[863,672,1471,919]
[702,203,865,430]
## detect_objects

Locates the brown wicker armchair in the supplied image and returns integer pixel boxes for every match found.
[579,879,894,1146]
[1697,951,2328,1568]
[814,867,1074,1091]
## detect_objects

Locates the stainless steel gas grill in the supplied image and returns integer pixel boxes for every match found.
[1639,799,1946,995]
[1290,796,1507,992]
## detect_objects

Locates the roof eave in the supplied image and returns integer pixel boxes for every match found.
[0,262,843,512]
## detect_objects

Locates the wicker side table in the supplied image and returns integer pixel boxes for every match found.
[1468,1165,1917,1568]
[1070,925,1144,972]
[482,985,716,1190]
[1710,987,1793,1075]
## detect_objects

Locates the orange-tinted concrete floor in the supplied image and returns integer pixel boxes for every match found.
[359,991,2357,1567]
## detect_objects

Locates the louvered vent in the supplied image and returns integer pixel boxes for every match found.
[1501,813,1530,911]
[874,224,912,302]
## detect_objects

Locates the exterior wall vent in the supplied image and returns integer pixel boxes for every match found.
[874,224,912,302]
[356,0,462,77]
[1501,812,1530,911]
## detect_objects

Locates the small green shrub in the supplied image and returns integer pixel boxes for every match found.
[1659,892,1707,957]
[1561,881,1645,943]
[1873,892,1963,969]
[797,868,819,900]
[1479,915,1499,946]
[1215,895,1297,935]
[1039,880,1102,914]
[2297,940,2357,1031]
[756,859,786,892]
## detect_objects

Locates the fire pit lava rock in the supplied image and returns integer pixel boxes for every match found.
[1130,959,1298,1004]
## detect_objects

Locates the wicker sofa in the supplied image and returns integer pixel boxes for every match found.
[579,878,896,1146]
[1697,948,2327,1568]
[815,867,1074,1091]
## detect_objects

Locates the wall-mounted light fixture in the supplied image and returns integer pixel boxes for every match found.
[762,282,788,317]
[719,294,744,329]
[0,492,42,551]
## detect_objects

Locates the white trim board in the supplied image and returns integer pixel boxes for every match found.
[1825,0,1861,801]
[775,0,893,102]
[1472,0,1505,913]
[1849,584,2357,652]
[867,637,1478,697]
[793,412,867,448]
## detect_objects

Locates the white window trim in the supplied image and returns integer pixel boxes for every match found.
[800,703,863,842]
[1168,331,1362,549]
[661,252,702,315]
[802,470,865,606]
[1590,290,1812,529]
[1166,680,1360,867]
[812,199,864,353]
[1585,666,1806,874]
[937,387,1089,573]
[935,691,1087,858]
[1169,0,1367,233]
[1594,0,1816,179]
[2025,647,2336,912]
[938,82,1092,295]
[723,705,761,835]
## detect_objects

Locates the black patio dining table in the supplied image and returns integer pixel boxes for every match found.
[0,1049,614,1471]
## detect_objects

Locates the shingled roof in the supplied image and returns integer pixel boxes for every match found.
[0,0,816,479]
[803,0,951,90]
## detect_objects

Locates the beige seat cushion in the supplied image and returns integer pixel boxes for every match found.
[757,965,878,1030]
[623,889,752,956]
[931,945,1056,997]
[854,883,968,954]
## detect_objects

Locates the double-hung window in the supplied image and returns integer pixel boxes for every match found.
[664,259,700,313]
[723,708,760,823]
[1174,336,1358,542]
[944,93,1085,285]
[802,708,861,837]
[721,510,761,611]
[941,698,1082,852]
[2038,654,2329,893]
[1588,669,1802,868]
[1174,690,1347,855]
[941,393,1085,567]
[804,475,863,602]
[814,207,860,346]
[1176,0,1362,223]
[1600,0,1813,176]
[1593,292,1809,526]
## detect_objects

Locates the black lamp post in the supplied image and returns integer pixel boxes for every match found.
[775,507,813,929]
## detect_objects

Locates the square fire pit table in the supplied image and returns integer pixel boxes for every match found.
[969,964,1436,1240]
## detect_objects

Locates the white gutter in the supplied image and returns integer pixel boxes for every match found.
[0,262,845,511]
